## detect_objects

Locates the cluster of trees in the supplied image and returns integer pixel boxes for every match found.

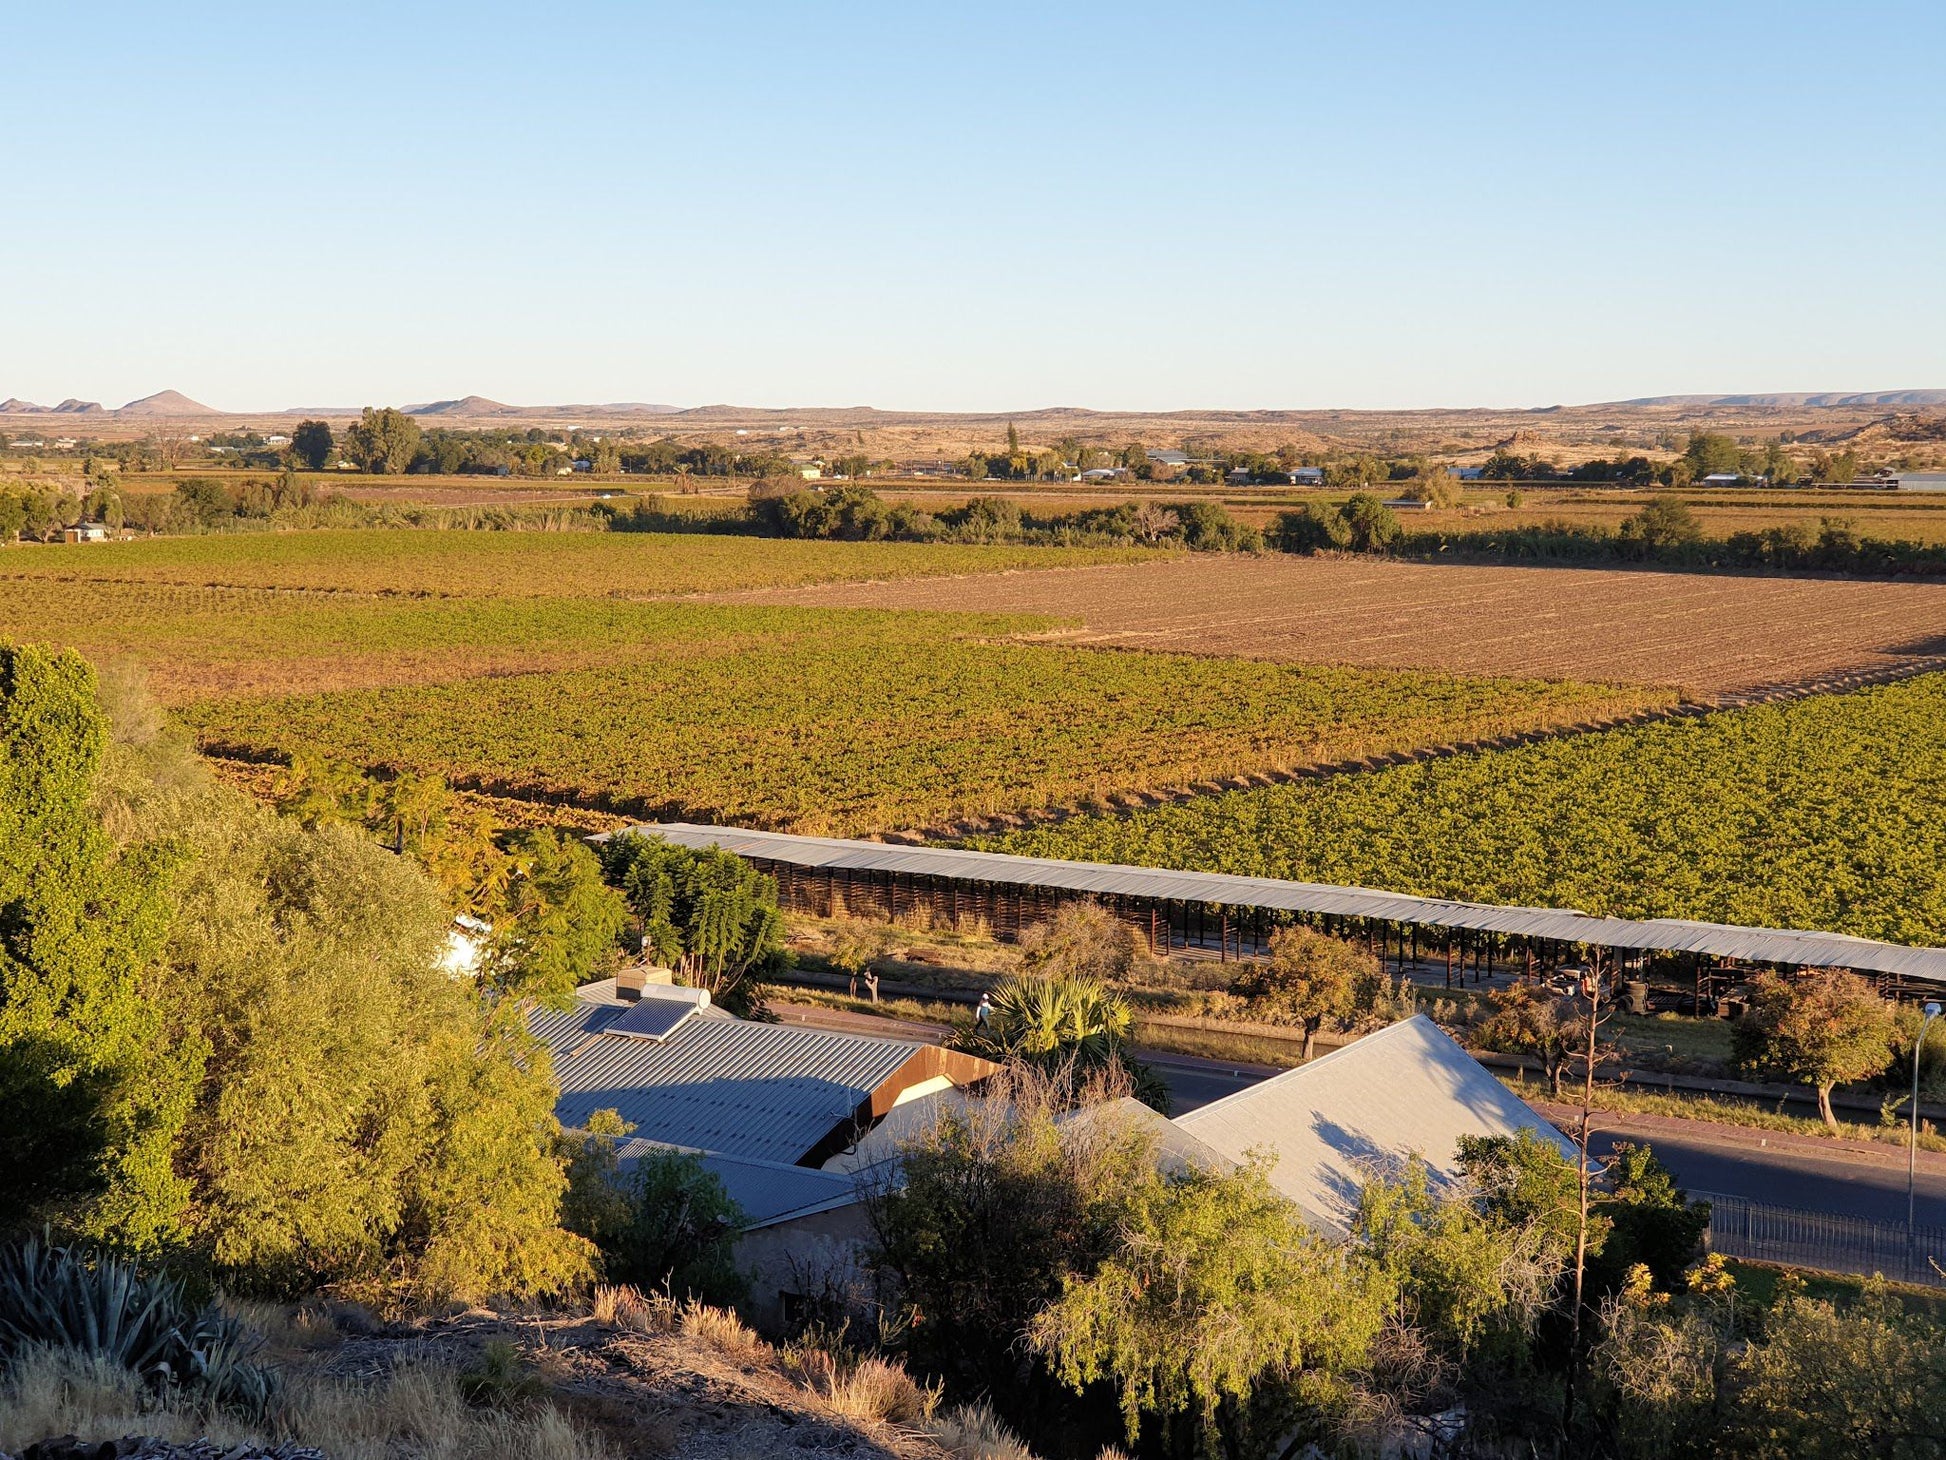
[963,430,1153,482]
[954,903,1169,1109]
[861,934,1944,1456]
[1274,491,1946,576]
[859,1055,1797,1456]
[0,648,603,1299]
[0,645,809,1310]
[1476,433,1865,488]
[596,832,787,1015]
[750,483,1263,551]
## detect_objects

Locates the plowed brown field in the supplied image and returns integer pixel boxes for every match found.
[717,555,1946,696]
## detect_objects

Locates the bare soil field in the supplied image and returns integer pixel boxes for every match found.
[720,554,1946,697]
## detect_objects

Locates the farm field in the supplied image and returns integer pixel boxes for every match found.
[4,531,1670,833]
[0,529,1163,598]
[173,633,1662,836]
[0,580,1054,701]
[985,673,1946,946]
[724,553,1946,697]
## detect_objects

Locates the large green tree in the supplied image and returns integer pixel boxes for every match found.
[1032,1159,1387,1450]
[0,645,193,1252]
[1735,969,1898,1130]
[289,418,334,470]
[599,833,784,1012]
[341,406,423,474]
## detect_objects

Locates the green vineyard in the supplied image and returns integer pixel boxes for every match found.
[173,613,1658,837]
[987,673,1946,945]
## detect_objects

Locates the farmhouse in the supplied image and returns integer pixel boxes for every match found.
[532,978,997,1169]
[537,940,1577,1322]
[59,522,110,543]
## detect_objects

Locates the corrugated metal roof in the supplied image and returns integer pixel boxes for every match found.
[609,822,1946,983]
[609,1139,864,1228]
[1176,1015,1576,1237]
[534,991,925,1167]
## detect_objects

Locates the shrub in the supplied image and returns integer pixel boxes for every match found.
[590,1282,677,1334]
[1275,503,1353,552]
[0,1234,278,1418]
[783,1345,941,1425]
[926,1401,1039,1460]
[678,1301,768,1360]
[595,1151,746,1305]
[459,1338,549,1409]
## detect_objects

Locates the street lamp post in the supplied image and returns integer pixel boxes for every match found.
[1910,1001,1943,1267]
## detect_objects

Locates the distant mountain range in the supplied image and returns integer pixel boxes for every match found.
[2,388,1942,420]
[401,395,683,418]
[0,397,105,414]
[0,390,213,416]
[1616,390,1946,409]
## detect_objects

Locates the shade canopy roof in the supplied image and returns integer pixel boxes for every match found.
[607,822,1946,984]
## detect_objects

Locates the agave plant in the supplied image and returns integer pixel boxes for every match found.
[0,1233,278,1418]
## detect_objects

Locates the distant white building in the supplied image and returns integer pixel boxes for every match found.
[1699,472,1743,486]
[60,522,111,543]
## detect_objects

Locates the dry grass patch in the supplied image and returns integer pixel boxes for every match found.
[782,1346,942,1426]
[676,1301,770,1361]
[925,1401,1038,1460]
[0,1345,617,1460]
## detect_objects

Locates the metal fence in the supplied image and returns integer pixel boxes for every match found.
[1696,1190,1946,1287]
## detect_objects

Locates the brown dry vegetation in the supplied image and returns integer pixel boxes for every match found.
[722,554,1946,698]
[0,1302,967,1460]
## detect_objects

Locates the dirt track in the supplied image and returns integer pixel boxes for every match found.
[716,555,1946,696]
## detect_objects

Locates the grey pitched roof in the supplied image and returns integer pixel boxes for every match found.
[608,822,1946,984]
[610,1139,864,1229]
[1174,1015,1575,1238]
[534,993,927,1167]
[1059,1096,1237,1179]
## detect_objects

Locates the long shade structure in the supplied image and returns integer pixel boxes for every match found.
[601,821,1946,987]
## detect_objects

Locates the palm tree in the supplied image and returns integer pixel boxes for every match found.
[976,972,1131,1068]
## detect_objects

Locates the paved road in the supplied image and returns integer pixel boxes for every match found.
[1149,1051,1946,1226]
[778,1002,1946,1228]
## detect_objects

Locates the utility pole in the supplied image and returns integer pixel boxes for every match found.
[1911,1001,1942,1280]
[1564,950,1609,1435]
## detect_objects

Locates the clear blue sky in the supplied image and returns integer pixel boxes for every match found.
[5,2,1942,413]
